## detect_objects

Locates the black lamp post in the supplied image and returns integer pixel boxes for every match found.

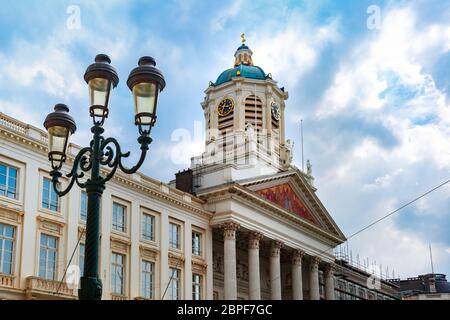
[43,54,165,300]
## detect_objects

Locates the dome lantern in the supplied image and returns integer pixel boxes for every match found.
[234,33,254,67]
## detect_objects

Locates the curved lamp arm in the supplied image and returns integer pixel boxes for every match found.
[119,135,152,174]
[99,134,152,184]
[50,146,93,196]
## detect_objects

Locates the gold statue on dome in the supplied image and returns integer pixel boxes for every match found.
[241,33,246,45]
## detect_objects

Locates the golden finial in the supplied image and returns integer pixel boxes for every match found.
[241,33,246,45]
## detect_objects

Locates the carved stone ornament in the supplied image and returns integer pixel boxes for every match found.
[248,231,264,250]
[324,263,336,277]
[309,256,321,271]
[292,249,305,266]
[270,240,284,258]
[221,221,240,240]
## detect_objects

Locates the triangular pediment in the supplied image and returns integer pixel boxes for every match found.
[238,169,346,240]
[255,183,318,225]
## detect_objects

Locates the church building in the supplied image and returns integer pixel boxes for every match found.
[175,36,346,299]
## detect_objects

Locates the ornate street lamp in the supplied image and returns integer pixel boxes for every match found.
[43,54,165,300]
[43,104,77,170]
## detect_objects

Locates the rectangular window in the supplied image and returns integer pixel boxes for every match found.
[0,164,18,199]
[192,231,202,256]
[42,178,59,211]
[348,283,357,300]
[169,223,180,249]
[79,243,85,276]
[337,280,346,300]
[141,213,155,241]
[141,260,154,299]
[192,273,202,300]
[111,252,125,295]
[112,202,126,233]
[80,191,87,221]
[39,234,58,280]
[168,267,180,300]
[358,287,366,299]
[0,223,15,274]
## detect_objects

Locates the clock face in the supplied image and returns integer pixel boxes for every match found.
[217,98,234,117]
[271,101,281,121]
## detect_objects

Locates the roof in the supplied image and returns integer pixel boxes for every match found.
[215,64,267,86]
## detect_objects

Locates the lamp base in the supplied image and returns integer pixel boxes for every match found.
[78,276,103,300]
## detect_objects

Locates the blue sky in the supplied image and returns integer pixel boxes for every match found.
[1,0,450,279]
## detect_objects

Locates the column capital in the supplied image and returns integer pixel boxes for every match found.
[292,249,305,266]
[324,263,337,277]
[221,221,240,240]
[309,256,321,271]
[270,240,284,258]
[248,231,264,250]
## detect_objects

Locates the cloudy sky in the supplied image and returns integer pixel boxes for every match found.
[1,0,449,279]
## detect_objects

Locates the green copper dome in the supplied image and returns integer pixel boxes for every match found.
[215,64,267,86]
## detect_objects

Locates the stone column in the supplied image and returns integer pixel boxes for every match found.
[324,264,335,300]
[248,231,263,300]
[270,240,284,300]
[309,256,321,300]
[222,222,240,300]
[292,250,305,300]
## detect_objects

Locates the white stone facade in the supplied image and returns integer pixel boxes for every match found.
[0,112,213,300]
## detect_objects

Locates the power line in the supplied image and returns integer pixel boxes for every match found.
[306,177,450,276]
[346,177,450,241]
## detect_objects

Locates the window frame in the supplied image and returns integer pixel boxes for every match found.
[38,233,58,280]
[192,273,203,300]
[169,222,182,250]
[80,191,88,222]
[141,259,155,299]
[191,230,203,257]
[111,252,126,295]
[41,177,60,212]
[141,212,155,242]
[168,267,181,300]
[112,201,127,234]
[79,243,85,277]
[0,222,15,275]
[0,162,19,200]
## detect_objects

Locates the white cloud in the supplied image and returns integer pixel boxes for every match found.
[348,220,450,278]
[210,0,243,32]
[0,100,43,127]
[309,4,450,276]
[253,13,341,88]
[0,41,85,99]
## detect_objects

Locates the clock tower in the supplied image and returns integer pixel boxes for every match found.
[189,36,293,190]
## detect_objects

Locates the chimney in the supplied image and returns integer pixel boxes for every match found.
[175,169,194,194]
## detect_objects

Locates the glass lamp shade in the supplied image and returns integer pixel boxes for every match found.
[88,78,111,120]
[84,54,119,125]
[127,56,165,135]
[132,82,158,126]
[48,125,71,168]
[43,104,76,170]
